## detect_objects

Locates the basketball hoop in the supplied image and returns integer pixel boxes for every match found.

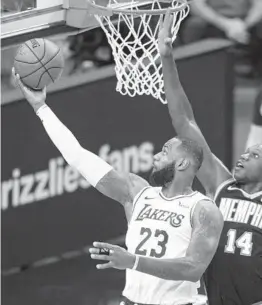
[65,0,190,103]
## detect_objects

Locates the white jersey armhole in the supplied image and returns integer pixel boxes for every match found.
[132,186,151,212]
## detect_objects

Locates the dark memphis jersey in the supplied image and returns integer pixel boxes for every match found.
[205,179,262,305]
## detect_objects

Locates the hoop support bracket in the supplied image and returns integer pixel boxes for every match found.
[64,0,188,28]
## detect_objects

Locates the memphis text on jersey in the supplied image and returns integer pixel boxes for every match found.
[220,197,262,229]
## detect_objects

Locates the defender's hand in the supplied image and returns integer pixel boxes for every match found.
[90,242,136,270]
[225,18,250,44]
[12,67,46,112]
[158,9,173,57]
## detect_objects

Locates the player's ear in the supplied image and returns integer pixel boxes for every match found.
[176,158,190,171]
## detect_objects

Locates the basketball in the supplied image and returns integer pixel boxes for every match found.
[14,38,64,89]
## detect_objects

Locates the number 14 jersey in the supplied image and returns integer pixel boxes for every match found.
[205,179,262,305]
[123,186,210,305]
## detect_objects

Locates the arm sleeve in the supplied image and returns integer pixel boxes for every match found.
[36,105,113,187]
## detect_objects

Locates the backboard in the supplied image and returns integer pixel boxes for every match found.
[1,0,119,48]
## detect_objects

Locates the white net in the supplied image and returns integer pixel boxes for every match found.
[94,0,189,103]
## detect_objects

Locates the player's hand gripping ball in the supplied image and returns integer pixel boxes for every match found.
[14,38,64,89]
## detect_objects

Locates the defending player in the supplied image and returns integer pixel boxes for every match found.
[158,10,262,305]
[13,68,223,305]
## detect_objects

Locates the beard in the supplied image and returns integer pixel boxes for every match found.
[149,162,175,187]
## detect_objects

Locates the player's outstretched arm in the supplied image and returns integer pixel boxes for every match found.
[158,11,232,197]
[90,199,223,282]
[13,69,149,207]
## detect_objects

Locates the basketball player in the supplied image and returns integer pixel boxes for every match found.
[12,68,223,305]
[158,10,262,305]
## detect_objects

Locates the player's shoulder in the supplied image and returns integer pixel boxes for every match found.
[214,177,236,199]
[128,173,149,192]
[126,173,150,201]
[193,191,214,203]
[192,199,224,245]
[128,173,149,185]
[215,177,262,201]
[132,184,160,203]
[193,198,224,226]
[122,174,150,222]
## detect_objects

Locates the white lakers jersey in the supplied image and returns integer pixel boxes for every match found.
[123,186,210,305]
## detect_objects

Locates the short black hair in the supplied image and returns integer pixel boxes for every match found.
[176,137,204,170]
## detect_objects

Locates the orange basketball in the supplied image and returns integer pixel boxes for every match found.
[14,38,64,89]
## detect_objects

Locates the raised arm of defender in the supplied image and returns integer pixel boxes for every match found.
[12,69,148,212]
[158,11,232,197]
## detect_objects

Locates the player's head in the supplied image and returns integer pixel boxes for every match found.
[233,143,262,184]
[150,137,203,186]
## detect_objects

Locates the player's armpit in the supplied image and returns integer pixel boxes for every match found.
[128,173,149,197]
[186,199,224,280]
[123,174,149,222]
[178,120,232,197]
[96,171,149,207]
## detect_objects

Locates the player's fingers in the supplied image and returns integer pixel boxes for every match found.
[90,247,112,255]
[164,37,172,45]
[89,248,100,254]
[19,82,33,97]
[96,262,113,270]
[164,8,171,29]
[12,67,20,87]
[164,8,173,34]
[11,67,16,79]
[90,254,110,261]
[89,247,111,255]
[100,248,112,255]
[93,242,115,250]
[12,68,22,86]
[159,14,163,30]
[167,11,173,33]
[12,67,30,95]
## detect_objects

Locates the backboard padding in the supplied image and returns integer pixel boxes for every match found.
[1,0,124,48]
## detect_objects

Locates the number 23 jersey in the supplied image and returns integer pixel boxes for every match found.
[123,186,209,305]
